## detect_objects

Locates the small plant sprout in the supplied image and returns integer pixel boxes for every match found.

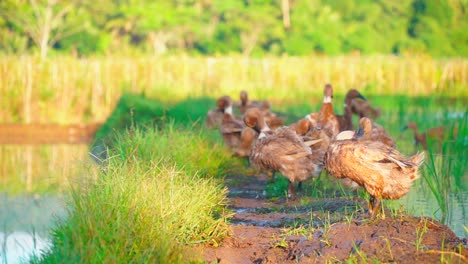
[319,212,333,247]
[350,241,369,263]
[344,208,355,229]
[415,218,428,251]
[380,236,394,261]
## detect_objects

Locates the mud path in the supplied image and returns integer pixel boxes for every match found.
[194,173,467,263]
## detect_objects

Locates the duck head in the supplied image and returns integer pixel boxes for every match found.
[306,112,319,126]
[345,89,366,106]
[240,90,248,105]
[296,118,312,136]
[401,122,418,132]
[354,117,373,139]
[217,96,233,114]
[323,84,334,103]
[244,107,270,137]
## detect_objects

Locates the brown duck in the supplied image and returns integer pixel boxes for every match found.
[314,84,340,139]
[359,117,395,148]
[351,98,381,120]
[205,96,230,129]
[218,96,254,157]
[238,90,270,114]
[336,89,367,131]
[244,108,322,200]
[325,117,424,218]
[234,126,259,158]
[402,122,458,150]
[293,114,331,154]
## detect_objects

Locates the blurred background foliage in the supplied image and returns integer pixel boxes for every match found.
[0,0,466,58]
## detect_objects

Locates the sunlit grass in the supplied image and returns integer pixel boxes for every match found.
[1,55,467,123]
[37,125,235,263]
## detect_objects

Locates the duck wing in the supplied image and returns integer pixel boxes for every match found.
[250,128,312,171]
[352,142,417,172]
[220,119,244,134]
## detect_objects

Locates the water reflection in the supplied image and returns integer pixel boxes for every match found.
[398,185,467,239]
[0,231,51,264]
[0,194,66,263]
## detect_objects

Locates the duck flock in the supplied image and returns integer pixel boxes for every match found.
[205,84,427,219]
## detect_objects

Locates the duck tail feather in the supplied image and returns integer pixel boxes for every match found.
[411,152,425,167]
[304,138,323,147]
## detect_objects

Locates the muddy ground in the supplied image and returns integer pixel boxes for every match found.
[193,173,467,263]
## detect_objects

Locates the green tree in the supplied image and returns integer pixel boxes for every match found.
[0,0,89,59]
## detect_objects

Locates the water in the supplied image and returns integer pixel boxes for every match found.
[0,194,66,263]
[0,232,51,264]
[0,144,89,263]
[398,185,468,239]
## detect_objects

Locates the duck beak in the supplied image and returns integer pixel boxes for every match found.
[358,93,367,101]
[354,127,364,138]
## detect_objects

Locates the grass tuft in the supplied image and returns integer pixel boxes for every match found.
[37,125,234,263]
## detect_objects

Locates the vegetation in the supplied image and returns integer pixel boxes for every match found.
[1,55,467,124]
[1,92,463,262]
[0,0,467,58]
[38,124,235,263]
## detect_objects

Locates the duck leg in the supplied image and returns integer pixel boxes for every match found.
[288,180,297,200]
[297,181,303,191]
[369,195,381,219]
[368,196,374,217]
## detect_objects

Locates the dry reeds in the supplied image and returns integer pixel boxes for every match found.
[0,55,466,124]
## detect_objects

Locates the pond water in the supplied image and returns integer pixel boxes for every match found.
[398,185,467,239]
[0,194,66,263]
[0,144,87,263]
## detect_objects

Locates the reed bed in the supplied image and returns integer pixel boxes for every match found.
[1,55,467,124]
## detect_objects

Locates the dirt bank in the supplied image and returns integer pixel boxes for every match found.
[193,174,467,263]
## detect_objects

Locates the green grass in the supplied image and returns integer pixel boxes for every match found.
[36,125,236,263]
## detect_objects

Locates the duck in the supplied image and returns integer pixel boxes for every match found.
[238,90,285,130]
[307,84,340,139]
[263,111,285,130]
[218,96,255,157]
[336,89,367,131]
[205,96,227,129]
[294,113,331,153]
[325,117,424,218]
[244,108,323,200]
[233,126,259,158]
[361,118,396,148]
[402,122,458,150]
[238,90,270,114]
[351,98,381,120]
